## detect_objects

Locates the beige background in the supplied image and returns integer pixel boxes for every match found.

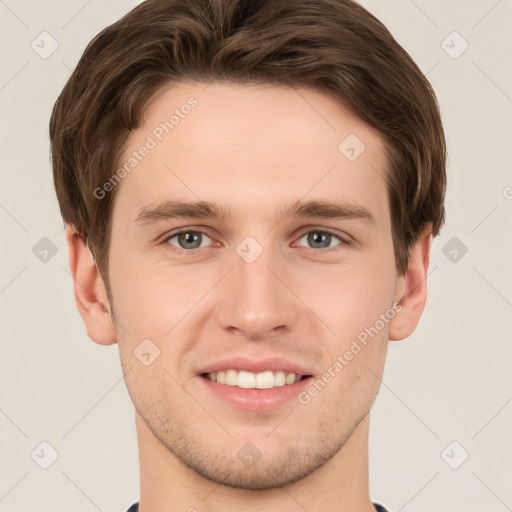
[0,1,511,511]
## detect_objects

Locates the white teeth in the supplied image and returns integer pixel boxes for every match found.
[205,369,305,389]
[225,369,238,386]
[273,370,286,387]
[238,370,256,388]
[255,370,274,389]
[285,372,296,385]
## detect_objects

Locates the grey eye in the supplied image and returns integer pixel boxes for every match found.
[167,231,212,250]
[298,231,342,249]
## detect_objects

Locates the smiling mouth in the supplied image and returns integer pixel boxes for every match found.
[201,369,312,389]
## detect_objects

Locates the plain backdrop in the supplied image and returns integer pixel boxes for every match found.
[0,1,511,511]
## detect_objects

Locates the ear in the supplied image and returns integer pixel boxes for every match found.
[65,225,117,346]
[389,227,432,341]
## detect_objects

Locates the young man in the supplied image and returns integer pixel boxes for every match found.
[50,0,446,510]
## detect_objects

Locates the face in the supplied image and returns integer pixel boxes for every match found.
[107,82,403,489]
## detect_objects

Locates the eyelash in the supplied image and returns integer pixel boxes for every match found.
[161,227,351,255]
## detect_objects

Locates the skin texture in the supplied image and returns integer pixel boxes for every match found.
[66,82,431,512]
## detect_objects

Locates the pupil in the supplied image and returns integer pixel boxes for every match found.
[179,232,201,249]
[309,232,330,248]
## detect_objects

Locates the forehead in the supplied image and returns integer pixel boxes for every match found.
[114,81,390,228]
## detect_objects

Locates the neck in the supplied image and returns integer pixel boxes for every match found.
[135,412,376,512]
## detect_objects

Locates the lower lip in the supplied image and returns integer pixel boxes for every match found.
[199,375,313,411]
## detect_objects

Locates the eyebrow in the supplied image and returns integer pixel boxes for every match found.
[134,199,376,226]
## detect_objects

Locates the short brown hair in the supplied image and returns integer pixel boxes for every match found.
[50,0,446,286]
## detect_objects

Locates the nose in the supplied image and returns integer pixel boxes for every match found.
[215,245,300,340]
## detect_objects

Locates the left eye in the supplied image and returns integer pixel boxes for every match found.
[297,230,345,250]
[165,230,213,250]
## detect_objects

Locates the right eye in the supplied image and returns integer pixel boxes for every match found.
[163,229,215,251]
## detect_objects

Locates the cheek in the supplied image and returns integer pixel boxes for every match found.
[296,259,396,337]
[109,254,199,339]
[121,353,179,424]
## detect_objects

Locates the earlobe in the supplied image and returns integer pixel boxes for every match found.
[65,226,117,346]
[389,229,432,341]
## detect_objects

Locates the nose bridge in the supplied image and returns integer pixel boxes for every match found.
[216,239,298,338]
[237,247,278,303]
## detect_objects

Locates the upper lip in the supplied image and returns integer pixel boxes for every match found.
[198,356,314,377]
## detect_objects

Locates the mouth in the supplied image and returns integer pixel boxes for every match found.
[201,369,312,389]
[199,371,313,411]
[196,356,316,410]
